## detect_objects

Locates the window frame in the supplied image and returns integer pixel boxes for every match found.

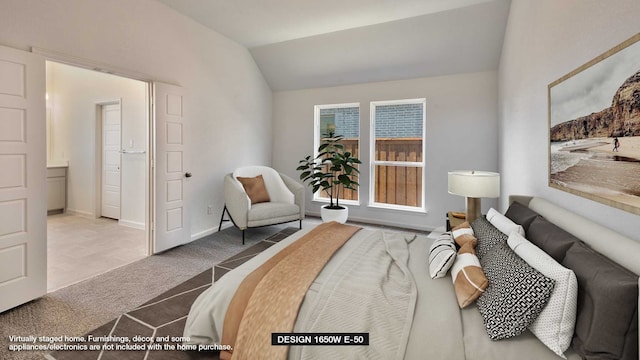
[312,102,361,206]
[368,98,427,212]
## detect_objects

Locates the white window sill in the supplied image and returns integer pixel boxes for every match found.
[312,198,360,207]
[367,202,428,214]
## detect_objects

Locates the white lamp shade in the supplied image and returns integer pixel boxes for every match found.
[448,171,500,198]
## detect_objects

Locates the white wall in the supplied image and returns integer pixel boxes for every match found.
[499,0,640,241]
[0,0,272,238]
[273,71,499,230]
[47,62,147,227]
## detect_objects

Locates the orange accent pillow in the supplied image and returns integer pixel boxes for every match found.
[450,222,488,308]
[451,243,488,308]
[452,222,477,250]
[236,175,270,204]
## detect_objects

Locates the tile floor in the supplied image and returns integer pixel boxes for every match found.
[47,213,147,292]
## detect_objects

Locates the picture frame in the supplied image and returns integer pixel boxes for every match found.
[548,32,640,215]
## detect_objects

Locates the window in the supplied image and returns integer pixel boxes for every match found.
[314,103,360,203]
[370,99,426,211]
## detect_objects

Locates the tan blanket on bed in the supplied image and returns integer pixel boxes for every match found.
[220,221,361,360]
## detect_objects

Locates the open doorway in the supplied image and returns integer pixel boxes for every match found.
[45,61,150,292]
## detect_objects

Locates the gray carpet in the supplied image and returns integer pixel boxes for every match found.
[0,224,297,360]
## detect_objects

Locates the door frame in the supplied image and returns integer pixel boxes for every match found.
[94,100,122,221]
[36,48,155,258]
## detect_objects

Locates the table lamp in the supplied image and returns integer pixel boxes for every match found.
[448,170,500,224]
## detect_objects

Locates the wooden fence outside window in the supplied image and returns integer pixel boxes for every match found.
[318,138,423,207]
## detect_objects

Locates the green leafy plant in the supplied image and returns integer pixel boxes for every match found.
[297,133,361,209]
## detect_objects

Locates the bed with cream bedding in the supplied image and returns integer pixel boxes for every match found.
[183,196,640,360]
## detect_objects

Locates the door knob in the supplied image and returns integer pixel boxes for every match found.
[185,172,192,178]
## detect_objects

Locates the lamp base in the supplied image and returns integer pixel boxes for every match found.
[465,197,482,224]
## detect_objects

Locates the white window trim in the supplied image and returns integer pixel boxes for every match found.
[369,98,426,212]
[312,103,361,205]
[312,197,361,207]
[368,202,427,213]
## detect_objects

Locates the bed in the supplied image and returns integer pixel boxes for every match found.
[183,196,640,360]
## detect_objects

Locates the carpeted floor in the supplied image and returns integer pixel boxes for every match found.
[0,224,296,360]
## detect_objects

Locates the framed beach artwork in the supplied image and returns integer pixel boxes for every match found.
[548,32,640,215]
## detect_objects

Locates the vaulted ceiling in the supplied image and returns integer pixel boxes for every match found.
[155,0,511,91]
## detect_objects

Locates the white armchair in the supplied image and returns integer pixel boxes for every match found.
[218,166,305,244]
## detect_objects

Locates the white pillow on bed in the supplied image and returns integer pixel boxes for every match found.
[428,233,457,279]
[487,208,525,236]
[507,232,578,358]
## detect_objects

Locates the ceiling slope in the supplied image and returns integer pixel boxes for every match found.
[251,1,510,90]
[155,0,498,48]
[155,0,510,91]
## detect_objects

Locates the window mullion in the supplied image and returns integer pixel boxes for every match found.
[372,160,423,167]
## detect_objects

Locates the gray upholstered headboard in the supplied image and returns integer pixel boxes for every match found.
[509,195,640,275]
[510,195,640,354]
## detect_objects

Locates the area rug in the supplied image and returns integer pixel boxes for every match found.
[0,225,299,360]
[44,227,298,360]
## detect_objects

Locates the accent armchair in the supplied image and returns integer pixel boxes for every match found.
[218,166,305,244]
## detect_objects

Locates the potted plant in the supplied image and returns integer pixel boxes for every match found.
[297,132,361,223]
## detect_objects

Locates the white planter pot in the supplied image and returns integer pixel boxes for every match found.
[320,205,349,224]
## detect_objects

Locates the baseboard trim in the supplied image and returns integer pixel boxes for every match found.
[305,211,436,232]
[118,219,145,230]
[66,208,95,218]
[191,222,234,241]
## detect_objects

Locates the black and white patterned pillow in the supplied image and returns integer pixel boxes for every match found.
[471,216,507,260]
[428,232,457,279]
[476,241,556,340]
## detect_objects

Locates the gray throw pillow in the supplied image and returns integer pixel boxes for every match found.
[562,241,638,360]
[527,217,580,263]
[504,201,540,233]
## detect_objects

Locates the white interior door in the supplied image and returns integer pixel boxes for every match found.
[101,104,121,220]
[153,82,190,253]
[0,45,47,312]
